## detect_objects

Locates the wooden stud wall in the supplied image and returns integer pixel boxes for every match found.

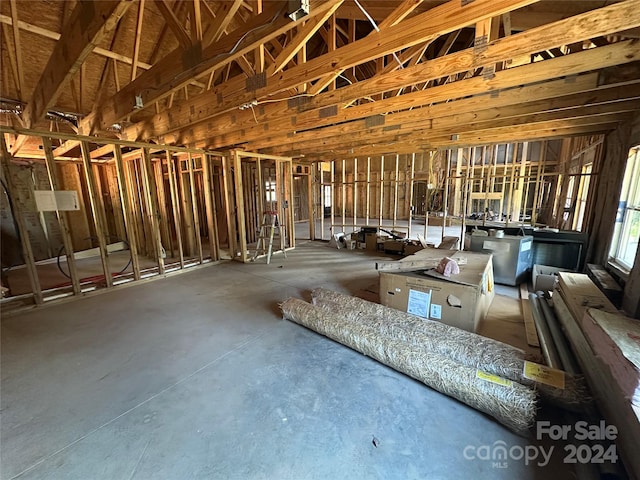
[311,137,602,242]
[0,127,223,309]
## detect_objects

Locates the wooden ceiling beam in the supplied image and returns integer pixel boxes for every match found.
[8,0,25,102]
[275,39,640,132]
[264,101,638,154]
[245,83,640,151]
[165,39,640,148]
[21,0,132,129]
[126,0,541,141]
[203,0,243,46]
[80,0,345,134]
[155,0,192,48]
[281,119,625,159]
[267,2,343,75]
[201,73,603,150]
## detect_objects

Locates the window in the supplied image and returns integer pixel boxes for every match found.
[609,145,640,272]
[573,164,592,231]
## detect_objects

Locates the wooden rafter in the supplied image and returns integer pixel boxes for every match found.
[0,13,201,90]
[125,0,541,142]
[82,0,318,134]
[267,1,343,75]
[131,0,146,82]
[191,0,203,43]
[203,0,243,46]
[21,0,131,129]
[128,1,640,149]
[163,39,640,150]
[8,0,25,102]
[308,0,425,95]
[155,0,191,48]
[1,25,20,100]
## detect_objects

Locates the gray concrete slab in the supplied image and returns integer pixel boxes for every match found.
[2,242,575,479]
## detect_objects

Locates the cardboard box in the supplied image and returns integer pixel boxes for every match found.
[384,240,405,253]
[379,250,494,332]
[532,264,569,292]
[403,244,425,255]
[365,233,378,251]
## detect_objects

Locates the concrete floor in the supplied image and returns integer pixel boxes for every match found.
[2,241,575,479]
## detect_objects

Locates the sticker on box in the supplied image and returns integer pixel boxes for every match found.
[430,303,442,320]
[407,289,431,319]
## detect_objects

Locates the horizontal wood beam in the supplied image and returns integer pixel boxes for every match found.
[22,1,132,129]
[249,84,640,152]
[125,0,540,141]
[267,101,639,155]
[155,0,192,48]
[0,126,223,157]
[296,121,624,160]
[168,39,640,149]
[80,0,343,134]
[128,0,640,144]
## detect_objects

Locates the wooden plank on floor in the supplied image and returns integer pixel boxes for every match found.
[520,283,540,347]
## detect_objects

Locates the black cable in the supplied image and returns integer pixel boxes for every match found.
[56,236,133,279]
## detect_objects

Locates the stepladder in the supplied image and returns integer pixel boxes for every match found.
[252,211,287,264]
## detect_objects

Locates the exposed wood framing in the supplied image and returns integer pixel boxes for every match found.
[41,136,81,294]
[80,141,113,288]
[22,1,132,128]
[0,134,43,304]
[113,145,142,280]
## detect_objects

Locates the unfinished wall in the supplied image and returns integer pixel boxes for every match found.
[1,162,64,261]
[621,112,640,318]
[584,123,634,265]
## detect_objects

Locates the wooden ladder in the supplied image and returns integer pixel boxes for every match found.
[253,211,286,264]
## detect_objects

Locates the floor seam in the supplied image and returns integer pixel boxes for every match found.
[8,328,274,480]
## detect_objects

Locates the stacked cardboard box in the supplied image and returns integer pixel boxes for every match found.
[378,249,494,332]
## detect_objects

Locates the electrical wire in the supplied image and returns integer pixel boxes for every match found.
[172,5,286,85]
[249,104,258,124]
[353,0,404,69]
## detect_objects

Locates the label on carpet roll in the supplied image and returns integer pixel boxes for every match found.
[476,370,513,387]
[523,361,565,389]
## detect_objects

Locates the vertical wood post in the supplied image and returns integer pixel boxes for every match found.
[202,154,219,261]
[141,148,165,274]
[113,145,142,280]
[0,135,43,303]
[166,151,185,268]
[80,141,113,287]
[232,150,248,262]
[42,136,81,294]
[187,153,203,263]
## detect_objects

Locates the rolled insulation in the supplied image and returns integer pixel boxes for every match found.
[282,297,537,435]
[311,288,588,411]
